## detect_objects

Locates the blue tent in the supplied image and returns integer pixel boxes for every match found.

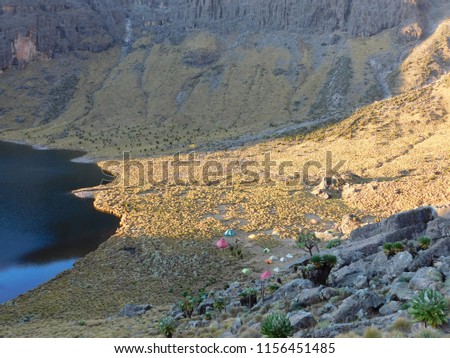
[224,229,235,237]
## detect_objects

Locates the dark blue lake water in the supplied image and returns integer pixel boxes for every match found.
[0,141,119,303]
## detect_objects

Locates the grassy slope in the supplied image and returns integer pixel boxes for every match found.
[0,30,398,157]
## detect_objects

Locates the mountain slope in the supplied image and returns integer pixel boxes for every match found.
[1,0,450,157]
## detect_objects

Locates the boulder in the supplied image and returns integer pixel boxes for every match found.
[271,279,314,301]
[386,281,416,301]
[384,251,413,279]
[408,267,444,290]
[294,287,324,307]
[332,289,384,323]
[321,287,340,300]
[195,299,214,315]
[330,260,369,289]
[254,279,313,308]
[379,301,401,316]
[425,217,450,240]
[288,311,317,331]
[231,317,243,335]
[408,237,450,272]
[443,277,450,296]
[434,256,450,278]
[340,214,363,235]
[367,251,389,275]
[118,304,152,317]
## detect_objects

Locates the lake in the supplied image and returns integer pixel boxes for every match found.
[0,141,119,303]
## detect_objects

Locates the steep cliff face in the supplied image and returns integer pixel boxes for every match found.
[158,0,419,36]
[0,0,127,70]
[0,0,442,71]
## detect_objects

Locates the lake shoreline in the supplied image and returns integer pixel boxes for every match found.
[0,140,120,303]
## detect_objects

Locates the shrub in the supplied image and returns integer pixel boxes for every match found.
[268,284,280,294]
[383,243,393,257]
[213,297,226,312]
[302,254,337,285]
[417,236,431,250]
[415,329,443,338]
[296,230,320,256]
[178,292,200,318]
[310,254,336,269]
[159,316,177,338]
[260,312,293,338]
[409,289,448,328]
[240,288,258,308]
[392,242,404,254]
[383,242,404,257]
[325,239,342,249]
[363,327,383,338]
[390,318,412,333]
[240,327,262,338]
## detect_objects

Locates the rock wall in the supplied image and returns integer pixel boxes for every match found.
[0,0,127,70]
[161,0,419,36]
[0,0,443,70]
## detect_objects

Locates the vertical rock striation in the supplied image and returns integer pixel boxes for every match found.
[0,0,443,70]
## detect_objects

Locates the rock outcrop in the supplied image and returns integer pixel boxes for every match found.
[0,0,127,70]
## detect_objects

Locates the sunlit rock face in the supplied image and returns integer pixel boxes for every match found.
[0,0,444,70]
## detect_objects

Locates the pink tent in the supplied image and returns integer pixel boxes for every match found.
[216,238,229,249]
[260,270,272,280]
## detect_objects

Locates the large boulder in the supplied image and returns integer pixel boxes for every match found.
[386,281,416,301]
[408,267,444,291]
[425,217,450,240]
[331,259,369,288]
[294,287,324,307]
[195,299,214,315]
[407,238,450,272]
[332,289,384,323]
[384,251,413,280]
[288,311,317,331]
[270,279,314,301]
[379,301,401,316]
